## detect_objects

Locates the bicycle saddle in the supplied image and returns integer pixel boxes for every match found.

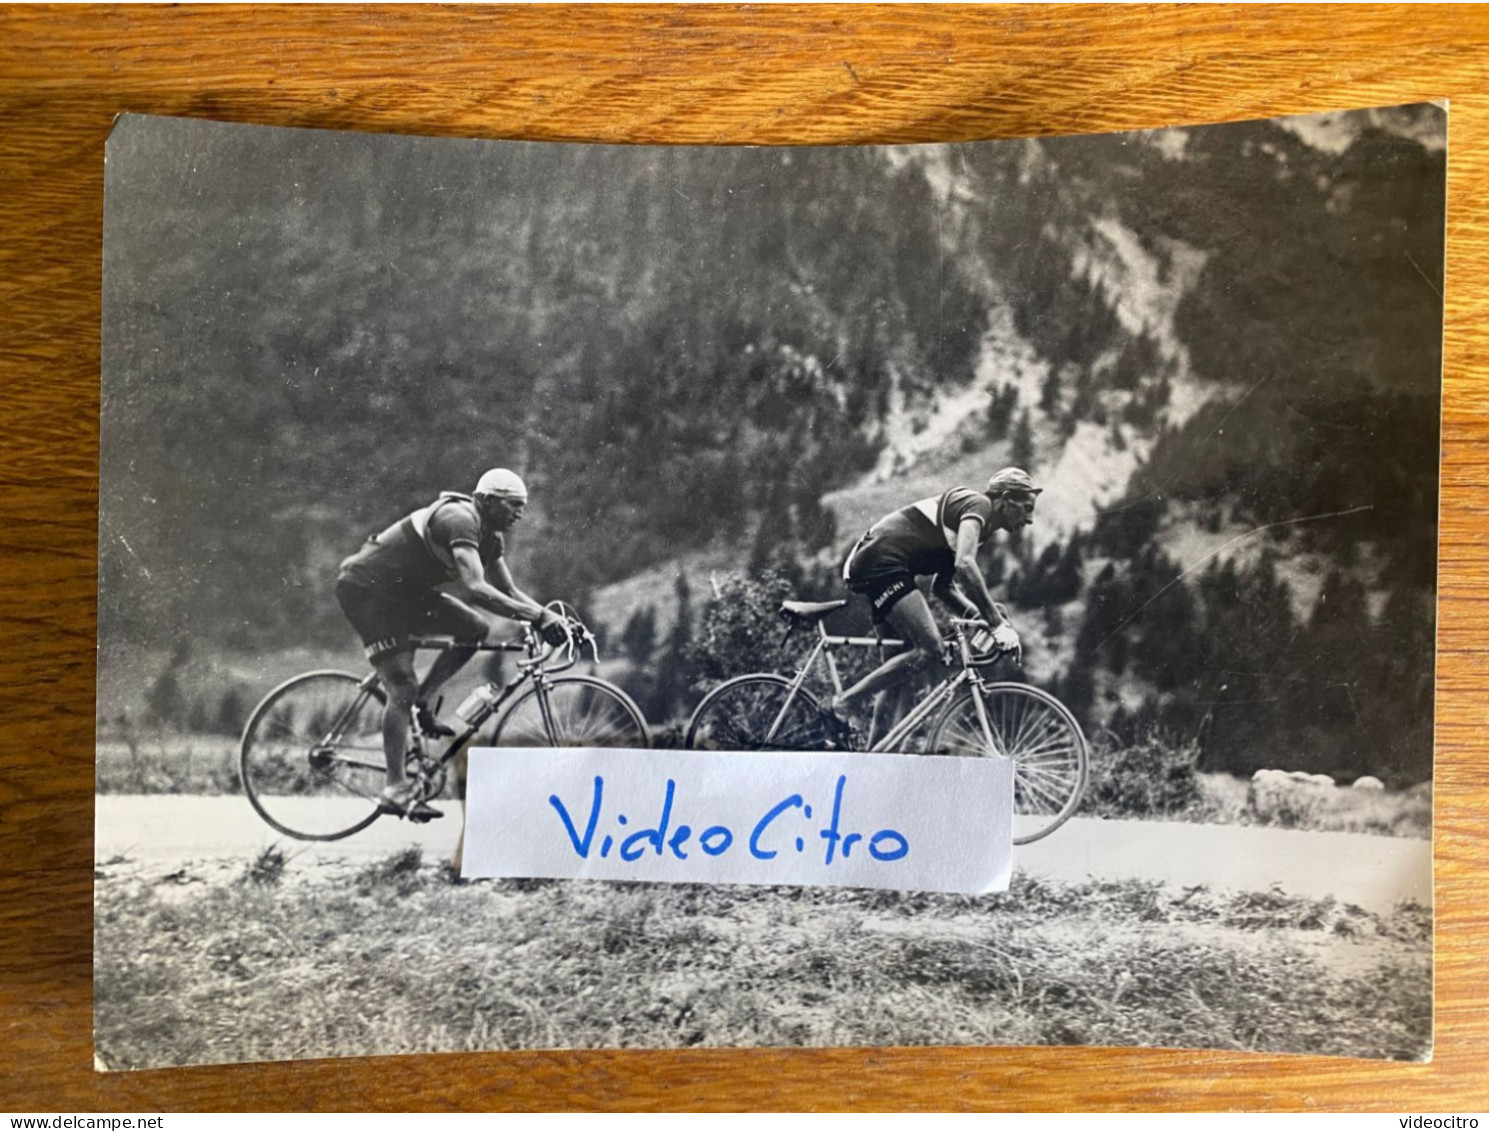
[779,599,849,623]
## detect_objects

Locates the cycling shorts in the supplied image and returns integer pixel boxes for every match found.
[843,535,936,621]
[335,579,488,660]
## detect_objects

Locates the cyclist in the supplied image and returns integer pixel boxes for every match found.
[334,468,569,819]
[828,467,1039,742]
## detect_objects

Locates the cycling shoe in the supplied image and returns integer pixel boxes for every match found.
[413,702,456,739]
[819,708,863,752]
[379,782,444,821]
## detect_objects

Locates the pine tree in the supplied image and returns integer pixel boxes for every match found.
[1052,536,1085,601]
[1011,408,1035,470]
[619,605,658,666]
[651,574,696,723]
[1039,370,1062,417]
[1059,660,1096,722]
[986,383,1018,441]
[215,688,247,737]
[145,639,192,729]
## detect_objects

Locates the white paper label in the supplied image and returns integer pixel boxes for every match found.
[460,747,1012,894]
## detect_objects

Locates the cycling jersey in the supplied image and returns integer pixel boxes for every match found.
[338,493,506,593]
[843,487,995,616]
[336,493,507,657]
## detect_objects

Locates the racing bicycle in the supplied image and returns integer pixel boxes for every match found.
[239,608,649,841]
[683,598,1087,844]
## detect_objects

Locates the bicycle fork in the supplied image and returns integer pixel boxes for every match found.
[532,675,562,745]
[966,678,1005,759]
[949,623,1006,760]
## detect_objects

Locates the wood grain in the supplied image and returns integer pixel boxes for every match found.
[1,3,1485,1112]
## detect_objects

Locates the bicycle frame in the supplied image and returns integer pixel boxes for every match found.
[238,605,657,842]
[322,628,591,774]
[764,617,1003,756]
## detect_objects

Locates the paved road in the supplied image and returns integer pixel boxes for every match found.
[1015,814,1430,913]
[96,795,1431,914]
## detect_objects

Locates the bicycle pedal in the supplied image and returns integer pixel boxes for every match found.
[406,794,444,820]
[819,710,863,752]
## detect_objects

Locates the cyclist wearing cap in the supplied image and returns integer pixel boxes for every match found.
[829,467,1041,739]
[335,468,569,818]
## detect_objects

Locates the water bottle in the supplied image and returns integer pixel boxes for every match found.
[454,684,497,724]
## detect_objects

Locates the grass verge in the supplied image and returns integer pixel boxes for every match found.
[94,863,1431,1069]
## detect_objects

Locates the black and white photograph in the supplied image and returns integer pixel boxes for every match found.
[95,105,1443,1068]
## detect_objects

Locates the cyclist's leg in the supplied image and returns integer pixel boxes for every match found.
[369,646,420,789]
[869,682,913,746]
[834,589,945,716]
[337,580,436,813]
[416,593,488,707]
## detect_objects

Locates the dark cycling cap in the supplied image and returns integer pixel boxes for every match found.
[987,467,1042,496]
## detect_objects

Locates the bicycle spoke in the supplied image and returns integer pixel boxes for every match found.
[927,683,1088,844]
[1014,750,1082,772]
[685,677,824,751]
[328,773,381,803]
[1014,767,1073,813]
[240,672,388,841]
[1005,694,1041,753]
[494,678,648,750]
[563,687,604,740]
[938,713,990,755]
[1009,732,1081,761]
[1016,750,1083,786]
[548,690,587,742]
[1021,714,1071,753]
[574,693,630,744]
[1019,761,1082,794]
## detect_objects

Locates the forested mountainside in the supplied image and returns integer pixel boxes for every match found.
[102,127,985,642]
[101,107,1444,779]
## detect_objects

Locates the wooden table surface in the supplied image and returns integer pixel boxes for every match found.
[1,3,1485,1112]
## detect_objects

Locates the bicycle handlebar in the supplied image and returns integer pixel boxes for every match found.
[407,601,599,670]
[518,601,600,673]
[949,617,1022,665]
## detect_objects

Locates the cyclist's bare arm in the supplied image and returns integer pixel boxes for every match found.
[451,545,546,624]
[932,575,981,619]
[487,556,541,610]
[951,518,1008,628]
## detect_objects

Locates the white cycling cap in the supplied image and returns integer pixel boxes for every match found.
[474,468,529,500]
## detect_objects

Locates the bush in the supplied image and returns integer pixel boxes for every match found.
[686,574,796,684]
[1084,730,1203,818]
[1256,784,1328,830]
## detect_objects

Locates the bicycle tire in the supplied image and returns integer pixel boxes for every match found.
[683,673,829,751]
[488,675,650,749]
[926,682,1088,845]
[239,670,388,841]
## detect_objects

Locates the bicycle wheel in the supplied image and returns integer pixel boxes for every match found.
[239,670,387,841]
[489,676,650,748]
[684,674,828,751]
[927,683,1088,845]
